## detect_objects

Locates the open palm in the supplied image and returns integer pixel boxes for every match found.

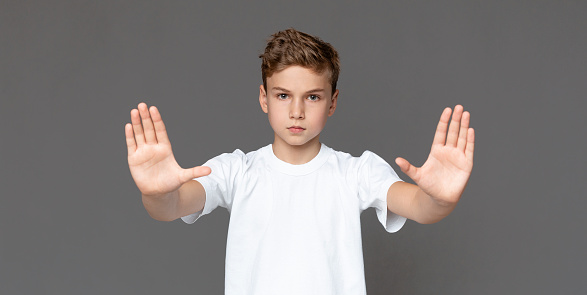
[125,103,210,197]
[395,105,475,205]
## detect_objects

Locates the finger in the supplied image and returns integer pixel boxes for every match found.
[149,106,170,145]
[432,107,452,146]
[138,102,157,144]
[395,157,419,181]
[179,166,212,184]
[125,123,137,155]
[457,111,470,152]
[446,105,463,147]
[465,128,475,163]
[130,108,145,146]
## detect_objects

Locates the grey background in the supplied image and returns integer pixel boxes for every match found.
[1,1,586,294]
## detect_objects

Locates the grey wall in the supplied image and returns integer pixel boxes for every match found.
[2,1,586,294]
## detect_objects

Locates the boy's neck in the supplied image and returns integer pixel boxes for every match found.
[271,135,322,165]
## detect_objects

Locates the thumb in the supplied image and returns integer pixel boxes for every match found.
[179,166,212,183]
[395,157,419,181]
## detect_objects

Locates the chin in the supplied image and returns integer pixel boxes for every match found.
[276,136,308,147]
[288,137,319,147]
[274,131,320,147]
[285,140,309,146]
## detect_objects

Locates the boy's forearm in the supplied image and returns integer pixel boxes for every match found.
[141,180,206,222]
[388,182,457,224]
[411,187,457,224]
[142,190,181,222]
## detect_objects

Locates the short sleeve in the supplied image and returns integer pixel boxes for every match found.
[356,151,407,233]
[181,149,245,224]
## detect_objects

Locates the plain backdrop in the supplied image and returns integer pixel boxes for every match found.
[1,1,586,294]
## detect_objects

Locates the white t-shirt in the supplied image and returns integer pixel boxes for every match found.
[182,143,406,295]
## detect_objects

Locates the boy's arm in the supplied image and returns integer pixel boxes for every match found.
[386,182,456,224]
[387,105,475,224]
[126,103,210,221]
[140,180,207,222]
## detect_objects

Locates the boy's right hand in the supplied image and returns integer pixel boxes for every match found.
[125,103,211,197]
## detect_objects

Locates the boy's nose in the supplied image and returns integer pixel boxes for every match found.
[289,97,305,119]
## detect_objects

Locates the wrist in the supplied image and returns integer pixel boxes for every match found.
[141,190,180,221]
[415,188,456,224]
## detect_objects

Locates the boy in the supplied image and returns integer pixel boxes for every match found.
[125,28,474,294]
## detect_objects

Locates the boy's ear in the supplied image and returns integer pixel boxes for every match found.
[259,84,268,114]
[328,89,339,117]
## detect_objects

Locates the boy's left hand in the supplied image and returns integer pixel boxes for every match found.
[395,105,475,206]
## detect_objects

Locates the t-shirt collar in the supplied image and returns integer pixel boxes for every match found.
[264,142,332,176]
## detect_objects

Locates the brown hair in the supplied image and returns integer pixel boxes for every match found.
[259,28,340,94]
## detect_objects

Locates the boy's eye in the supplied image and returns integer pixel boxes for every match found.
[308,95,319,101]
[278,94,288,100]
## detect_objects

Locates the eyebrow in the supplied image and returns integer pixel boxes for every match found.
[271,87,326,94]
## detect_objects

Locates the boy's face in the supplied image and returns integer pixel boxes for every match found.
[259,65,338,149]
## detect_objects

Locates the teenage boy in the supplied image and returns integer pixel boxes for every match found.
[125,28,474,294]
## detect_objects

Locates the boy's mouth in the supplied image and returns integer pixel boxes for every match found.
[288,126,305,133]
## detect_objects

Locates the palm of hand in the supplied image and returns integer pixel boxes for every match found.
[415,144,473,204]
[128,142,182,196]
[125,103,210,197]
[396,105,475,205]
